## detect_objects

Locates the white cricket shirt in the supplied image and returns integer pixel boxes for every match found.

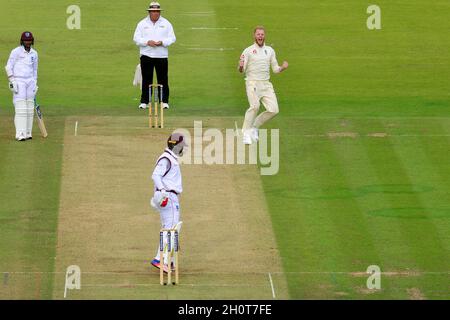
[5,46,38,80]
[152,148,182,194]
[133,16,176,58]
[240,43,281,81]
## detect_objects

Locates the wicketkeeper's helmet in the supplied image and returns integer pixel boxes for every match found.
[20,31,34,46]
[167,133,187,156]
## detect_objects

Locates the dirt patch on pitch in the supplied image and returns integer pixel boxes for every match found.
[367,132,388,138]
[327,132,358,139]
[350,271,422,277]
[406,287,426,300]
[354,286,382,295]
[326,132,389,139]
[52,116,288,299]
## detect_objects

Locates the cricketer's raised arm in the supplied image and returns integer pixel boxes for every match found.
[238,49,248,73]
[271,48,288,73]
[270,49,282,73]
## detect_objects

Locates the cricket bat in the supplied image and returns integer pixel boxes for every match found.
[34,98,48,138]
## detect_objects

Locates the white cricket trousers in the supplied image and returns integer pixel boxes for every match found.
[13,78,37,139]
[154,193,181,263]
[242,80,279,130]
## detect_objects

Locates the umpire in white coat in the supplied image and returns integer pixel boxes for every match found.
[133,2,176,110]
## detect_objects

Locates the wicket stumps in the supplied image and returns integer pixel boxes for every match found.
[149,84,164,128]
[159,228,179,285]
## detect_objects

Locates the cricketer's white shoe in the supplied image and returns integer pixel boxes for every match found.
[138,103,147,109]
[243,132,252,145]
[251,127,259,142]
[16,133,26,141]
[162,103,170,109]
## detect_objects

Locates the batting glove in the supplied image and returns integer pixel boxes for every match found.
[8,81,18,94]
[154,190,169,208]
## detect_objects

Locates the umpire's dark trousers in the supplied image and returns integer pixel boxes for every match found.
[140,55,170,104]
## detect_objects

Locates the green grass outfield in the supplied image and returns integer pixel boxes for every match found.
[0,0,449,299]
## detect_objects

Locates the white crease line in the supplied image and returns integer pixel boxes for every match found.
[179,44,201,47]
[75,121,78,136]
[283,116,450,119]
[187,47,235,51]
[394,134,450,137]
[268,273,276,299]
[301,134,450,138]
[3,271,448,275]
[82,283,270,288]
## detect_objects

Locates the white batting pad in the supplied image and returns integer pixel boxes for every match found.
[26,99,34,138]
[14,100,27,139]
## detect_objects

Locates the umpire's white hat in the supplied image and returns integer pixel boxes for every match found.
[147,2,162,11]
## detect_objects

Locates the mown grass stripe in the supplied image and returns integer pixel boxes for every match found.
[261,119,338,298]
[318,120,385,298]
[261,119,382,298]
[326,119,402,297]
[388,119,450,256]
[0,117,65,299]
[363,121,447,273]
